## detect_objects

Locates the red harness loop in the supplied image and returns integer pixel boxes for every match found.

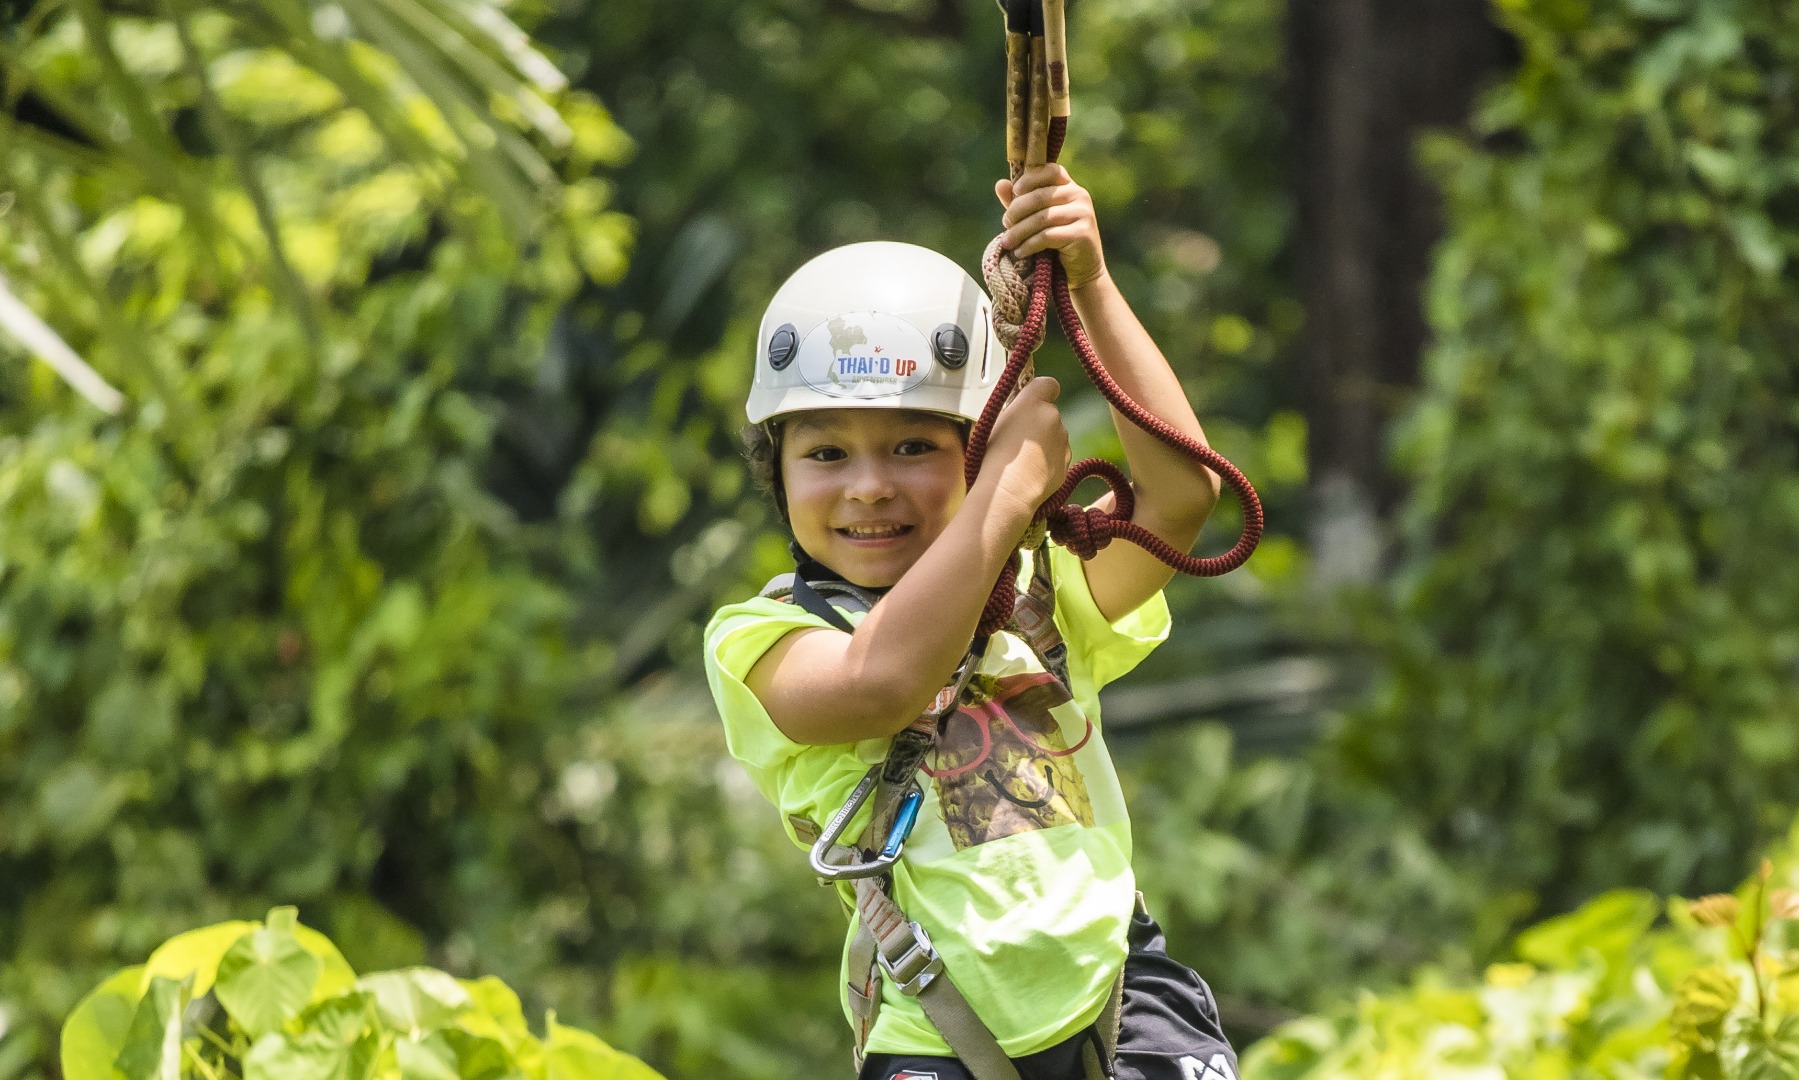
[965,116,1265,637]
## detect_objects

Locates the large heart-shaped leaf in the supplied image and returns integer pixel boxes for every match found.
[215,907,324,1039]
[454,977,532,1054]
[543,1018,664,1080]
[140,922,258,1000]
[293,924,361,1000]
[358,969,471,1037]
[60,966,145,1080]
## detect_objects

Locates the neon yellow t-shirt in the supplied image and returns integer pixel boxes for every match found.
[702,543,1170,1058]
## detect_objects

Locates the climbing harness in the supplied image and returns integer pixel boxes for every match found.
[754,2,1264,1076]
[761,554,1115,1080]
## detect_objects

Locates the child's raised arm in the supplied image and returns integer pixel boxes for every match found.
[745,380,1070,746]
[997,163,1223,622]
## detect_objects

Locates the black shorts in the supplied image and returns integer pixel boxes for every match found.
[859,906,1239,1080]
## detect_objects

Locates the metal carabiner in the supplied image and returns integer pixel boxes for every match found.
[810,644,980,882]
[810,769,925,881]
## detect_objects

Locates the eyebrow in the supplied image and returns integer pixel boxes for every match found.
[783,416,842,439]
[784,413,956,441]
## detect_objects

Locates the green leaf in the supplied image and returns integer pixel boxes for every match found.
[542,1017,664,1080]
[215,907,325,1039]
[243,993,380,1080]
[1732,1015,1799,1080]
[141,921,258,999]
[35,761,131,850]
[358,969,472,1037]
[111,976,186,1080]
[293,924,361,1000]
[453,978,532,1055]
[1515,889,1658,970]
[440,1030,523,1080]
[1729,212,1784,276]
[60,965,145,1080]
[395,1031,460,1080]
[1670,965,1739,1051]
[327,895,427,973]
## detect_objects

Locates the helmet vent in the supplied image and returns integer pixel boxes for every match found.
[932,324,969,370]
[767,324,799,370]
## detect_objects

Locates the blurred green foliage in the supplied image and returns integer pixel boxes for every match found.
[1243,822,1799,1080]
[59,907,661,1080]
[1124,725,1501,1025]
[7,0,1798,1075]
[0,4,834,1077]
[1,0,637,1069]
[1333,0,1799,918]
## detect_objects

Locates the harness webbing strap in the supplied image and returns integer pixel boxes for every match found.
[789,572,856,633]
[855,877,1025,1080]
[1011,538,1070,688]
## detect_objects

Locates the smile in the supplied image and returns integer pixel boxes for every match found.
[836,524,913,541]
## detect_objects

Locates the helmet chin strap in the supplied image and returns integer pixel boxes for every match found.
[789,540,891,596]
[789,540,840,583]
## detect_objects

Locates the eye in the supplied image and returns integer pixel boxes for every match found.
[895,439,938,457]
[802,445,846,462]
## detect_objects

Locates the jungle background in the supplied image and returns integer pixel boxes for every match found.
[2,0,1796,1075]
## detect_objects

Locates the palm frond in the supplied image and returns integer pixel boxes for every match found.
[171,0,324,355]
[7,0,569,241]
[0,273,126,414]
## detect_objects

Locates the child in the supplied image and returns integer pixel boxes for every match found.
[703,164,1240,1080]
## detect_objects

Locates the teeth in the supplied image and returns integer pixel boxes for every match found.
[841,525,907,539]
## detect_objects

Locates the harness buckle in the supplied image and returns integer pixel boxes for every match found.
[879,921,945,996]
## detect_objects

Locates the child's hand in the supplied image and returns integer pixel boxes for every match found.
[996,164,1108,290]
[983,376,1071,517]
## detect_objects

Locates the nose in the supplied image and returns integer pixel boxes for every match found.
[842,460,897,504]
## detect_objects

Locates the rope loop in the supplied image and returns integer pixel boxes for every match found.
[965,116,1264,638]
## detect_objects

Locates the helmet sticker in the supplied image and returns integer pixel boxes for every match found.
[797,312,932,400]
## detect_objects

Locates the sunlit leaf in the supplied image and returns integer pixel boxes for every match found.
[242,993,380,1080]
[111,976,186,1080]
[358,969,471,1037]
[214,908,325,1040]
[60,966,145,1080]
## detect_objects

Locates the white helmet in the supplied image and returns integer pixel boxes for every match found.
[747,241,1004,425]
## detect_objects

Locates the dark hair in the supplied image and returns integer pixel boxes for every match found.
[738,414,975,526]
[739,421,788,521]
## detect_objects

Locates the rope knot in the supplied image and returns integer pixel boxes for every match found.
[981,235,1035,352]
[1047,504,1114,560]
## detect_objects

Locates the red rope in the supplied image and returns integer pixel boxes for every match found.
[966,115,1264,636]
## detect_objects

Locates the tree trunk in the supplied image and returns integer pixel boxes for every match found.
[1288,0,1512,578]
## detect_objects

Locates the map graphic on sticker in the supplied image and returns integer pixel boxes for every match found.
[796,311,932,400]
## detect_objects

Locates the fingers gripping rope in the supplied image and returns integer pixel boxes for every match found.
[967,115,1265,638]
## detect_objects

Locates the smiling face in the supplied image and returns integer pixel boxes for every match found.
[779,408,969,588]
